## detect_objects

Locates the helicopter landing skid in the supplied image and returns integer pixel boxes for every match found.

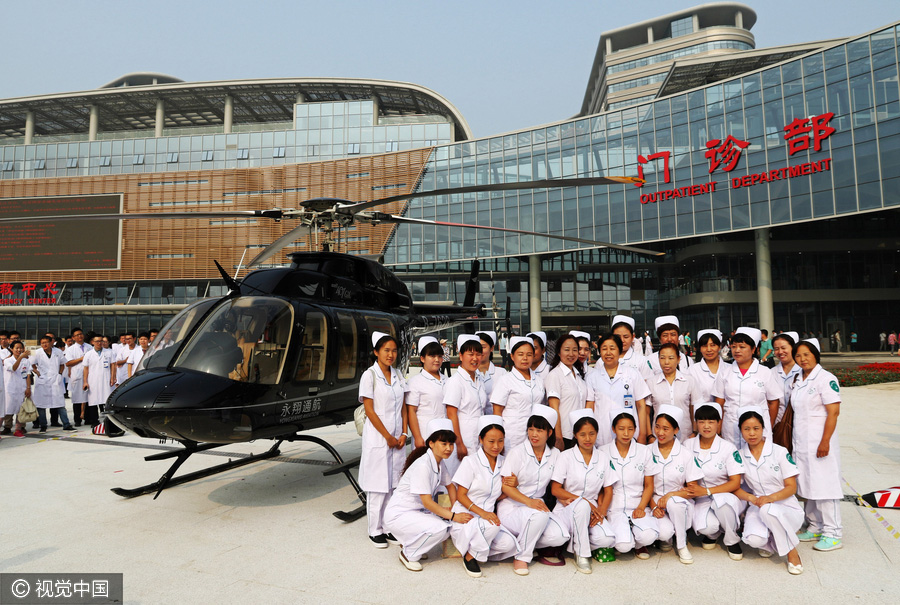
[111,440,283,500]
[281,434,367,523]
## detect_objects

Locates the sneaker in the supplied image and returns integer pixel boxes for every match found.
[677,546,693,564]
[787,561,804,575]
[39,427,47,433]
[62,425,76,432]
[658,540,673,553]
[31,422,40,429]
[701,535,717,550]
[635,546,650,560]
[463,556,482,578]
[398,550,422,572]
[513,559,529,576]
[74,422,82,427]
[13,429,25,438]
[813,537,843,552]
[50,422,62,427]
[797,530,821,542]
[369,534,388,549]
[385,533,400,546]
[574,555,592,574]
[727,543,743,561]
[0,427,10,435]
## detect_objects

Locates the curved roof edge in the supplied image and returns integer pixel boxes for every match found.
[99,72,184,88]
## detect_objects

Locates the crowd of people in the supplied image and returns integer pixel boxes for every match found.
[360,316,844,578]
[0,328,155,438]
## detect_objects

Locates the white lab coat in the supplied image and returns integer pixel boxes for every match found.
[406,371,447,436]
[651,438,705,548]
[532,359,550,383]
[128,347,147,376]
[710,359,781,445]
[774,362,802,424]
[543,363,587,440]
[357,363,409,493]
[443,369,487,453]
[586,363,650,438]
[65,342,91,404]
[643,335,653,357]
[3,355,31,416]
[478,362,507,414]
[646,371,702,441]
[790,364,842,500]
[115,345,136,386]
[602,439,662,551]
[646,350,693,375]
[687,358,726,405]
[31,348,66,409]
[490,367,545,449]
[84,348,115,407]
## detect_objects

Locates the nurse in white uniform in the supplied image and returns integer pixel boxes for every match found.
[790,338,844,552]
[490,336,545,450]
[526,332,550,383]
[649,405,704,564]
[543,334,588,449]
[643,331,654,357]
[684,402,747,560]
[586,333,651,444]
[612,315,651,380]
[406,337,447,448]
[3,342,32,435]
[688,329,727,404]
[711,327,782,446]
[646,343,702,441]
[498,405,569,575]
[646,316,694,374]
[550,409,618,574]
[359,331,410,548]
[476,331,507,414]
[385,419,468,572]
[444,335,486,464]
[601,407,661,559]
[772,331,802,424]
[450,415,518,578]
[570,330,593,378]
[734,406,805,575]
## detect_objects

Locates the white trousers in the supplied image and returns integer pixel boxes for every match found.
[384,509,451,562]
[693,494,746,546]
[553,498,616,558]
[805,498,843,539]
[497,499,569,562]
[366,491,390,538]
[657,496,694,549]
[742,502,804,556]
[607,508,660,553]
[449,517,518,563]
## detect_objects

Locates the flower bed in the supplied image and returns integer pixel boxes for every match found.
[832,363,900,386]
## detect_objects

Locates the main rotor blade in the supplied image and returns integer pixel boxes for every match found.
[334,176,643,214]
[0,210,282,224]
[379,215,664,257]
[247,223,311,267]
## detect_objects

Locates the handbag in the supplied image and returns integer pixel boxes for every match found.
[772,402,794,453]
[18,397,38,423]
[353,405,366,436]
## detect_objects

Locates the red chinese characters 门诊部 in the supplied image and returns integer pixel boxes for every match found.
[705,135,750,173]
[635,151,671,187]
[784,112,836,156]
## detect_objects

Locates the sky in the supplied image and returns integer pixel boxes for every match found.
[1,1,894,139]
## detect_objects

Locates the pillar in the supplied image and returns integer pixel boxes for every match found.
[647,26,654,44]
[296,93,306,105]
[755,228,774,334]
[529,254,542,332]
[605,38,612,54]
[155,98,165,138]
[735,10,744,29]
[24,111,34,144]
[89,105,99,141]
[223,95,233,133]
[371,95,380,126]
[692,14,700,33]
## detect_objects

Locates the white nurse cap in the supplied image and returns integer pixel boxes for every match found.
[425,418,454,438]
[371,331,391,348]
[530,404,558,428]
[527,331,547,348]
[509,336,533,352]
[569,330,591,341]
[697,329,722,342]
[781,331,799,344]
[611,315,635,330]
[736,326,762,347]
[417,336,438,355]
[476,330,497,348]
[736,405,766,425]
[568,408,595,428]
[477,414,505,434]
[457,334,481,351]
[654,315,680,331]
[609,407,638,429]
[803,337,821,351]
[693,401,722,420]
[655,404,684,430]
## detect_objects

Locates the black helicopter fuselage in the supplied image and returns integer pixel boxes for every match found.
[107,252,482,444]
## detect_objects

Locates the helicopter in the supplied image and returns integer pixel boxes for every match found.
[1,174,660,520]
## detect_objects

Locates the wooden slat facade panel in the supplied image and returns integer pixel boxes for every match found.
[0,149,431,282]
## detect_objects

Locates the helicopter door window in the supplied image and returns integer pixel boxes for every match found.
[144,298,218,370]
[335,312,357,380]
[173,297,293,384]
[294,312,327,383]
[364,315,397,360]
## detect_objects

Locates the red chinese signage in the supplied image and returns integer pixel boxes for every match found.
[0,282,59,305]
[637,112,836,205]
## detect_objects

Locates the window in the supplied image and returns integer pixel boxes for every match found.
[132,154,144,165]
[66,158,78,168]
[346,172,370,179]
[166,152,179,163]
[425,139,439,146]
[1,161,13,171]
[33,159,45,170]
[99,156,111,166]
[669,15,694,38]
[295,312,328,382]
[365,315,396,351]
[201,150,214,161]
[425,281,439,294]
[237,148,249,160]
[308,145,318,156]
[272,147,285,158]
[335,312,358,379]
[347,143,360,154]
[386,141,399,152]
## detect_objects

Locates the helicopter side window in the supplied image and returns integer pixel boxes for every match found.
[364,315,397,361]
[173,297,293,384]
[335,312,357,380]
[144,299,218,370]
[294,312,327,383]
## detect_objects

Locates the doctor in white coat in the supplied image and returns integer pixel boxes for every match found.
[359,331,409,548]
[32,335,74,432]
[83,335,115,427]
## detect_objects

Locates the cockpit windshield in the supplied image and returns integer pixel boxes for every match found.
[143,298,218,371]
[173,297,293,384]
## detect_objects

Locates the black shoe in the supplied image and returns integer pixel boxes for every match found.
[50,422,62,427]
[701,536,717,550]
[727,543,743,561]
[74,422,82,427]
[385,533,400,546]
[370,534,388,549]
[32,422,40,429]
[62,425,76,431]
[39,427,47,433]
[463,556,483,578]
[1,427,10,435]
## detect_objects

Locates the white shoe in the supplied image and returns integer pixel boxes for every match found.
[399,550,422,572]
[787,562,804,575]
[574,556,592,574]
[759,549,774,558]
[677,547,693,564]
[659,540,673,552]
[513,560,529,576]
